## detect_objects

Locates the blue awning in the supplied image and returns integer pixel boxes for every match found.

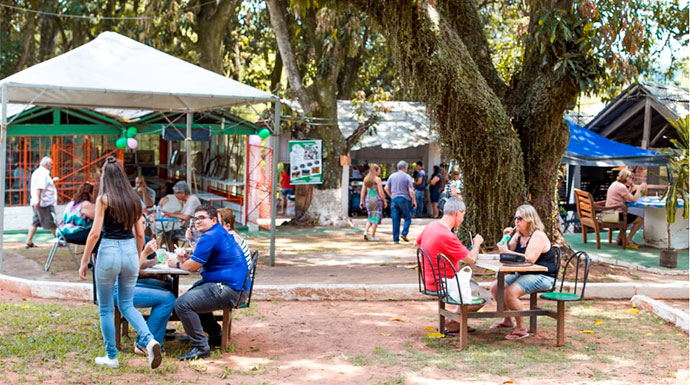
[562,120,668,167]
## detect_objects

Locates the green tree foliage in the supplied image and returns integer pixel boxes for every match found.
[335,0,688,240]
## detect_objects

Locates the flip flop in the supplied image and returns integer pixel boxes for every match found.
[505,330,529,340]
[25,242,37,248]
[625,243,639,250]
[489,321,514,329]
[363,233,369,241]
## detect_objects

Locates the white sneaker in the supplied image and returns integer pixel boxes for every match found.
[370,236,379,241]
[146,339,162,369]
[95,356,119,368]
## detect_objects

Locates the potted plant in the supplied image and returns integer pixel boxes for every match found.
[659,115,689,268]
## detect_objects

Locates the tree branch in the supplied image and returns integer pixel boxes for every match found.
[267,0,311,115]
[438,0,508,100]
[345,115,378,153]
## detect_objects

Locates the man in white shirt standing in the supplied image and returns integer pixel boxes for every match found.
[26,157,58,248]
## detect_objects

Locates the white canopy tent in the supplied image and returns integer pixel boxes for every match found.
[0,31,281,270]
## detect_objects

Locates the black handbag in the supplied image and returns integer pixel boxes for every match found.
[499,253,525,263]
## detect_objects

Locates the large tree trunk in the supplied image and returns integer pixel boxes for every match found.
[195,0,240,72]
[347,1,526,241]
[503,1,582,235]
[268,0,351,226]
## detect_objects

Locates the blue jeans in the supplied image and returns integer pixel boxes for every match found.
[414,189,425,217]
[391,197,412,243]
[95,238,154,358]
[115,285,176,347]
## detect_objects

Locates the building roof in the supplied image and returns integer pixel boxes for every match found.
[338,101,436,150]
[585,82,689,147]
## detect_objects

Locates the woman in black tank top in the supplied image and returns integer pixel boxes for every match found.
[489,204,556,341]
[77,156,162,369]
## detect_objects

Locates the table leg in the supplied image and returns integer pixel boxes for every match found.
[173,275,180,298]
[529,293,537,333]
[496,272,505,314]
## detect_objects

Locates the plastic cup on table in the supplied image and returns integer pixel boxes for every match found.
[155,249,167,264]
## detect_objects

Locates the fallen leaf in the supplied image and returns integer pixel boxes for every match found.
[391,318,404,322]
[580,330,594,334]
[381,333,391,337]
[593,320,604,325]
[424,326,436,331]
[21,297,27,301]
[503,381,514,384]
[629,309,639,313]
[643,332,652,337]
[426,332,445,339]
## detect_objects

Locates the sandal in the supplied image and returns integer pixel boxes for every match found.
[505,330,529,340]
[489,321,514,329]
[25,242,37,248]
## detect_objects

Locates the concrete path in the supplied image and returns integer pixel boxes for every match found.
[1,218,688,304]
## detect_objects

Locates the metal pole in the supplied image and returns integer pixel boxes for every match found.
[0,84,8,273]
[269,100,281,267]
[186,112,192,188]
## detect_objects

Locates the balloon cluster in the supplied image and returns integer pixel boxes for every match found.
[116,126,139,149]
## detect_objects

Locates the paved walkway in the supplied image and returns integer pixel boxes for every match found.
[2,218,688,303]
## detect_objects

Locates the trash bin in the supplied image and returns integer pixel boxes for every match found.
[286,194,296,216]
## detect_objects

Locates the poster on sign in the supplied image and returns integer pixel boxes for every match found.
[289,139,323,184]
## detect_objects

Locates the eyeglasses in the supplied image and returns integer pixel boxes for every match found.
[513,216,523,222]
[192,215,209,222]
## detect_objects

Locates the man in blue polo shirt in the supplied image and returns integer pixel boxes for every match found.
[170,205,250,360]
[385,160,417,244]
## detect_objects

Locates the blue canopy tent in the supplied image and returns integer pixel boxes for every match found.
[560,120,669,216]
[563,120,669,167]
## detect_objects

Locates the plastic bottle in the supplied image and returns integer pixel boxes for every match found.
[498,227,515,246]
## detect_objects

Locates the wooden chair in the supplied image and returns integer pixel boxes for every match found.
[416,248,438,297]
[573,189,628,249]
[541,251,591,346]
[435,253,486,349]
[219,250,259,349]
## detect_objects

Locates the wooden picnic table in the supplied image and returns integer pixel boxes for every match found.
[446,255,550,348]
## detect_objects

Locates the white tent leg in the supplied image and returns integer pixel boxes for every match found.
[269,100,280,267]
[186,112,192,188]
[0,84,7,273]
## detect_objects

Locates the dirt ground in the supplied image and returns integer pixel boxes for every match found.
[1,287,688,385]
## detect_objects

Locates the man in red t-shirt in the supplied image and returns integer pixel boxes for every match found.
[416,197,487,333]
[416,198,483,291]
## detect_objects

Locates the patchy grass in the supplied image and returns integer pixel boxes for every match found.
[0,299,261,384]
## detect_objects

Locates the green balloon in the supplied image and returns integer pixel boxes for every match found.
[127,126,138,138]
[116,137,128,149]
[258,128,271,139]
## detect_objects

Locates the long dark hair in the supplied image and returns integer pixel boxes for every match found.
[72,182,95,204]
[99,156,141,229]
[363,163,380,189]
